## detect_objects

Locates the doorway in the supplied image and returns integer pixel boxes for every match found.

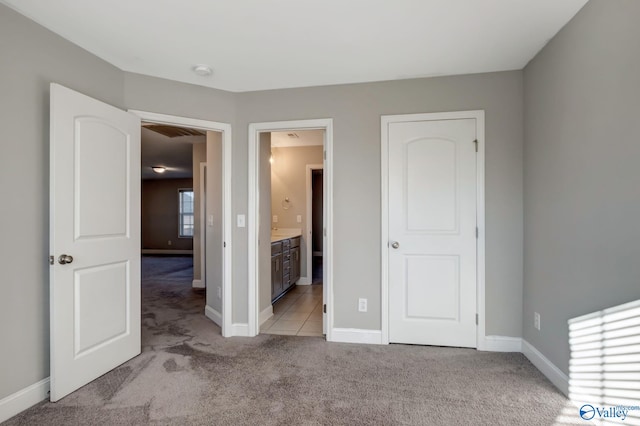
[130,110,234,338]
[248,119,334,339]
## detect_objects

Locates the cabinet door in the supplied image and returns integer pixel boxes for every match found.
[291,247,301,283]
[271,253,283,300]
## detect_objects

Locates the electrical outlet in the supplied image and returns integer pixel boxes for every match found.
[167,240,172,246]
[217,286,222,299]
[534,312,541,330]
[358,298,367,312]
[296,215,302,223]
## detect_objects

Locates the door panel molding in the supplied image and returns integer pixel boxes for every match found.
[381,110,486,348]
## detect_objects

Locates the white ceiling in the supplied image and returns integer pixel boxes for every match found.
[2,0,588,92]
[271,130,324,148]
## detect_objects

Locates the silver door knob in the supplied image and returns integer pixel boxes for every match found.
[58,254,73,265]
[391,241,400,249]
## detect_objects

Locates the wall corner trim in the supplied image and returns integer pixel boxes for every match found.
[522,340,569,396]
[259,306,274,326]
[0,377,50,423]
[480,335,523,352]
[204,305,222,327]
[329,328,384,345]
[231,323,251,337]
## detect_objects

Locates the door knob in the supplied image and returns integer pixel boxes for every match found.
[391,241,400,249]
[58,254,73,265]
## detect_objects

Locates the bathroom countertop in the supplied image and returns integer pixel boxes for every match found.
[270,228,302,243]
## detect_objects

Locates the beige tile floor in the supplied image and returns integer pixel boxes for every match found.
[261,285,323,337]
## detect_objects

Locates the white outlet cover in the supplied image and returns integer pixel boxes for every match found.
[273,215,278,223]
[296,215,302,223]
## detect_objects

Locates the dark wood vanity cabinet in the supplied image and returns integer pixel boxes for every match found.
[271,236,301,302]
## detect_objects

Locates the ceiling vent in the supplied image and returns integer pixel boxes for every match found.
[142,123,205,138]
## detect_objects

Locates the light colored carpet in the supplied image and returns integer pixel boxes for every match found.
[5,256,580,425]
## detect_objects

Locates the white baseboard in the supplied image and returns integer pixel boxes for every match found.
[480,335,523,352]
[231,323,250,337]
[329,328,383,345]
[204,305,222,327]
[522,340,569,396]
[296,277,312,285]
[259,306,274,325]
[192,279,204,288]
[141,249,193,255]
[0,377,49,423]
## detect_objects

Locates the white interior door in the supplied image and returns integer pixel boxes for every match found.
[387,117,477,347]
[49,84,141,401]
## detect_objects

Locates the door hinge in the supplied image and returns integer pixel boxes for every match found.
[49,255,54,265]
[223,242,226,248]
[476,314,479,325]
[323,228,327,237]
[473,139,478,152]
[323,151,326,160]
[476,227,479,238]
[323,304,327,314]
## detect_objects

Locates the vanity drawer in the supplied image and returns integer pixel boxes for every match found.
[290,237,300,248]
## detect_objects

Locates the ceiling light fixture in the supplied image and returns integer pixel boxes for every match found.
[152,166,166,174]
[192,64,213,77]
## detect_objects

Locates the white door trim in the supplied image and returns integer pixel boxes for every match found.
[380,110,486,348]
[129,110,233,337]
[248,119,333,339]
[304,164,323,286]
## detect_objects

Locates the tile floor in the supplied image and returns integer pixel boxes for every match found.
[261,285,323,336]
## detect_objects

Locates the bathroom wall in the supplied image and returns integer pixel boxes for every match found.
[271,145,324,280]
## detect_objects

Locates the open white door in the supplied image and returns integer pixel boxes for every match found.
[49,84,141,401]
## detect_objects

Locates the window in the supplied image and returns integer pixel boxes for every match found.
[179,189,194,237]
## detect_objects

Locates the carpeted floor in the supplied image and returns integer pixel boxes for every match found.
[5,256,582,425]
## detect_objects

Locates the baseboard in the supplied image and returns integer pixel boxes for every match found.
[141,249,193,255]
[204,305,222,327]
[329,328,383,345]
[0,377,49,423]
[192,279,204,288]
[296,277,312,285]
[231,323,251,337]
[522,340,569,396]
[481,335,522,352]
[259,306,274,325]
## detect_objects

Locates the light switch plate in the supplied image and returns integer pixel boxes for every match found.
[296,215,302,223]
[237,214,246,228]
[273,215,278,223]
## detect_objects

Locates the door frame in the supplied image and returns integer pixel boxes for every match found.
[129,110,233,337]
[380,110,486,348]
[248,119,334,339]
[305,164,323,285]
[197,162,207,288]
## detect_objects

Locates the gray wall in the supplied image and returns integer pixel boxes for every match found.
[523,0,640,374]
[192,143,207,280]
[259,133,272,313]
[0,4,125,400]
[141,178,194,251]
[236,72,524,332]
